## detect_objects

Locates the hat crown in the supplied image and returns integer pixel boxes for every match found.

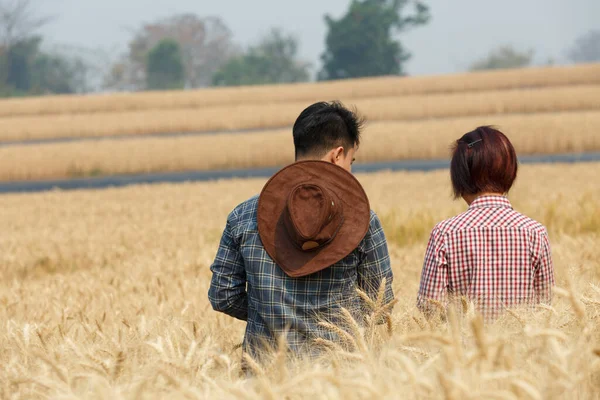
[284,183,344,251]
[257,160,370,277]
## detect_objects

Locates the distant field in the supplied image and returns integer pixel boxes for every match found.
[1,111,598,181]
[1,163,599,398]
[0,63,598,118]
[0,85,599,142]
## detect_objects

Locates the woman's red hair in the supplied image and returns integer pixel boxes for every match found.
[450,126,518,198]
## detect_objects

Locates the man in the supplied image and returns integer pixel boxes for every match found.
[208,101,394,357]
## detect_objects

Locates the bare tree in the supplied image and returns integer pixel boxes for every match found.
[0,0,51,47]
[105,14,239,91]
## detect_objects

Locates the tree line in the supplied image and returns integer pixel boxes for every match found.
[0,0,599,97]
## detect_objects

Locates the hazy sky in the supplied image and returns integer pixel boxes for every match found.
[38,0,599,77]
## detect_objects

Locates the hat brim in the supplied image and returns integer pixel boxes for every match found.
[257,161,371,277]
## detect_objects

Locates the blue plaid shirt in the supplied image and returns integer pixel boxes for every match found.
[208,195,394,355]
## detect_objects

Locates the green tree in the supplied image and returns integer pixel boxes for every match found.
[0,36,87,96]
[1,36,40,93]
[0,0,89,96]
[213,29,310,86]
[319,0,429,80]
[212,28,310,87]
[145,39,185,90]
[30,51,88,94]
[0,0,50,95]
[470,46,534,71]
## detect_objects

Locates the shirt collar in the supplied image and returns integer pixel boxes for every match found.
[469,195,512,210]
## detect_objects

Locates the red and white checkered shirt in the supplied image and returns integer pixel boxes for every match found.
[417,195,554,321]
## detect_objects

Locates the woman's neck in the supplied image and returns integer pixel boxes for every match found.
[463,192,504,206]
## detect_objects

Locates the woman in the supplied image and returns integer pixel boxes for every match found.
[417,126,554,321]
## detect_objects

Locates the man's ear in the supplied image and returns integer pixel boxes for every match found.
[332,146,345,164]
[322,147,345,164]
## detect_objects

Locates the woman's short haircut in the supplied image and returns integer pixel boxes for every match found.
[450,126,518,199]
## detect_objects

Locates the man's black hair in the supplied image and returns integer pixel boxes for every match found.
[292,101,364,160]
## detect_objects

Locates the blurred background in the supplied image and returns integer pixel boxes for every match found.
[1,0,598,96]
[0,0,599,191]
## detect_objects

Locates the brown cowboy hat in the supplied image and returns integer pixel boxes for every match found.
[257,160,371,278]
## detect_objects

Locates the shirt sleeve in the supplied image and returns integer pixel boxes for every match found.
[356,212,394,308]
[533,229,555,304]
[208,210,248,321]
[417,226,449,316]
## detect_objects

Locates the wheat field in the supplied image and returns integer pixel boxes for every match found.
[1,84,599,142]
[1,162,599,399]
[0,63,598,117]
[1,111,599,181]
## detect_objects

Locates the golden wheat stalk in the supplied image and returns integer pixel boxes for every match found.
[318,321,359,352]
[242,353,265,377]
[112,351,126,381]
[356,288,377,311]
[339,308,368,354]
[470,314,488,360]
[33,351,68,385]
[313,337,346,354]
